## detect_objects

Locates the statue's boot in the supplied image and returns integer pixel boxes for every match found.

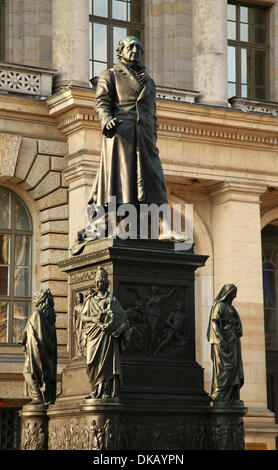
[30,383,43,405]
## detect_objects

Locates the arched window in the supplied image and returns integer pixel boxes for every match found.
[0,187,32,344]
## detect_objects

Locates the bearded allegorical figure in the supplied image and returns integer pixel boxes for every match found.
[20,288,57,405]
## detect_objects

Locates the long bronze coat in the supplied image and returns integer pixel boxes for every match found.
[89,61,168,206]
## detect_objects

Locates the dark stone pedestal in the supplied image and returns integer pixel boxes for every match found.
[208,403,248,450]
[19,403,48,450]
[24,238,247,450]
[59,238,209,406]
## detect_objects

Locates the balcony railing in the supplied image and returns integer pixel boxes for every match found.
[229,96,278,116]
[0,62,56,98]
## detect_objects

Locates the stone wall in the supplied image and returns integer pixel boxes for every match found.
[0,132,69,361]
[5,0,52,68]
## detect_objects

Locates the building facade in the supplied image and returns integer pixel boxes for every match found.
[0,0,278,450]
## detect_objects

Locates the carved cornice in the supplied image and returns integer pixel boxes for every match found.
[46,86,278,149]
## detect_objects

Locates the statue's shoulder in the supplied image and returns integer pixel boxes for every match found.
[97,68,115,84]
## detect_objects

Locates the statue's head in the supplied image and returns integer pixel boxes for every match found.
[76,292,84,303]
[33,288,55,318]
[95,266,109,292]
[116,36,144,65]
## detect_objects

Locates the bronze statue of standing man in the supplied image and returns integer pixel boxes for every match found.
[88,36,168,209]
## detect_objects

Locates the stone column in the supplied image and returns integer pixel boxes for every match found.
[192,0,228,106]
[210,182,267,411]
[144,0,193,89]
[52,0,89,89]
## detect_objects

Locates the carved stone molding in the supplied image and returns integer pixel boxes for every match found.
[229,96,278,116]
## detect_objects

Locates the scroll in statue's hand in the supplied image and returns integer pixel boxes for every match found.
[103,118,123,139]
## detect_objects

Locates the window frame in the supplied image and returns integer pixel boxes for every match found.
[89,0,144,81]
[0,188,33,345]
[227,1,269,100]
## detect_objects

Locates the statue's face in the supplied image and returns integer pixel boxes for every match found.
[121,38,143,65]
[96,277,107,292]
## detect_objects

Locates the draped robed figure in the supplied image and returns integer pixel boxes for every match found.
[81,267,130,399]
[207,284,244,404]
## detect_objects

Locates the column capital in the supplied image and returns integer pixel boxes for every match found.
[209,181,267,206]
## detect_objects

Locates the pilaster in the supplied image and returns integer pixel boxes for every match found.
[210,182,267,409]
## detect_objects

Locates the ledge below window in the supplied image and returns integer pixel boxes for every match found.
[229,96,278,116]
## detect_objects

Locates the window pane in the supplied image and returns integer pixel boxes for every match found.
[228,21,236,40]
[89,0,92,15]
[255,50,266,86]
[89,22,93,60]
[89,60,93,81]
[241,84,248,98]
[255,87,266,100]
[228,46,236,82]
[14,267,31,297]
[15,196,31,231]
[241,48,247,84]
[254,27,266,45]
[94,23,107,62]
[227,3,236,21]
[113,26,127,63]
[0,266,9,295]
[0,301,8,342]
[93,61,107,76]
[254,8,266,26]
[15,236,31,267]
[93,0,108,17]
[112,0,127,21]
[240,23,249,42]
[13,301,30,343]
[127,28,142,42]
[0,234,9,264]
[228,82,236,98]
[240,6,249,23]
[0,187,10,229]
[128,3,142,23]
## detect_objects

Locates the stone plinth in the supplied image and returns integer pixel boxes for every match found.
[42,238,247,450]
[59,238,210,407]
[19,403,49,450]
[209,403,248,450]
